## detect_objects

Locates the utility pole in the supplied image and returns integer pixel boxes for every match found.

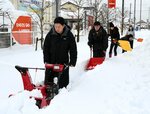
[148,7,150,29]
[84,10,87,30]
[140,0,142,29]
[107,5,110,34]
[95,0,97,21]
[129,3,132,24]
[149,7,150,21]
[3,12,4,29]
[121,0,124,35]
[134,0,136,29]
[56,0,58,17]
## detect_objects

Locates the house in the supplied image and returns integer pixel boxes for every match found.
[10,0,58,28]
[61,1,79,12]
[136,20,147,29]
[60,1,94,30]
[60,1,82,29]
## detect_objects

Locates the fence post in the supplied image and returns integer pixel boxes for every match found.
[35,37,38,51]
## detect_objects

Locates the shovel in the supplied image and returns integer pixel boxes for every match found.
[86,48,105,70]
[117,40,132,51]
[135,38,143,42]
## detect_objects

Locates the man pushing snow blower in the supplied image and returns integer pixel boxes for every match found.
[10,17,77,109]
[43,16,77,89]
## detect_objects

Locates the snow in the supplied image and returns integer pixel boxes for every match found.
[1,0,150,114]
[0,29,150,114]
[0,0,15,11]
[0,0,35,27]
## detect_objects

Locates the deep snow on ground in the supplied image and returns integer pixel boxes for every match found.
[0,30,150,114]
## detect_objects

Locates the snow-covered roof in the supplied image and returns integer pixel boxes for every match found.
[0,0,15,11]
[61,1,80,12]
[0,0,34,26]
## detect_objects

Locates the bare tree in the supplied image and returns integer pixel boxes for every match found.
[27,0,54,50]
[94,3,129,34]
[92,0,102,21]
[116,8,129,31]
[71,0,88,42]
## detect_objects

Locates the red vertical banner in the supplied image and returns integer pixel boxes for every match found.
[88,16,94,27]
[108,0,116,8]
[12,16,32,44]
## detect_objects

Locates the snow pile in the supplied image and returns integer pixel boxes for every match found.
[0,29,150,114]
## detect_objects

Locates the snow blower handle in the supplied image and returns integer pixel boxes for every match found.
[15,65,45,72]
[45,64,64,72]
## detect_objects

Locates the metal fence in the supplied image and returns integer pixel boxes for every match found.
[0,31,40,48]
[0,32,11,48]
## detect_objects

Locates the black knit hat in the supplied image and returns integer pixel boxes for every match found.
[54,17,65,25]
[109,22,114,27]
[94,21,101,26]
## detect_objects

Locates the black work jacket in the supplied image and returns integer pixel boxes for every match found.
[88,27,108,51]
[43,26,77,66]
[110,27,120,41]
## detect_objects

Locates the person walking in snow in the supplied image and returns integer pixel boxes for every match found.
[43,17,77,89]
[87,21,108,57]
[126,25,135,49]
[108,22,120,58]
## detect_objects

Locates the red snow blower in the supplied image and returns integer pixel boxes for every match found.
[10,64,65,108]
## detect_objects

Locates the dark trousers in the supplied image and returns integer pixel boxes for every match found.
[130,40,134,49]
[109,43,118,56]
[93,49,105,57]
[44,67,69,89]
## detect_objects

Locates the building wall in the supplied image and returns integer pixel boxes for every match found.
[10,0,19,10]
[9,0,56,28]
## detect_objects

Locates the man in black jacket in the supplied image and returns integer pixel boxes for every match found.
[43,17,77,88]
[87,21,108,57]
